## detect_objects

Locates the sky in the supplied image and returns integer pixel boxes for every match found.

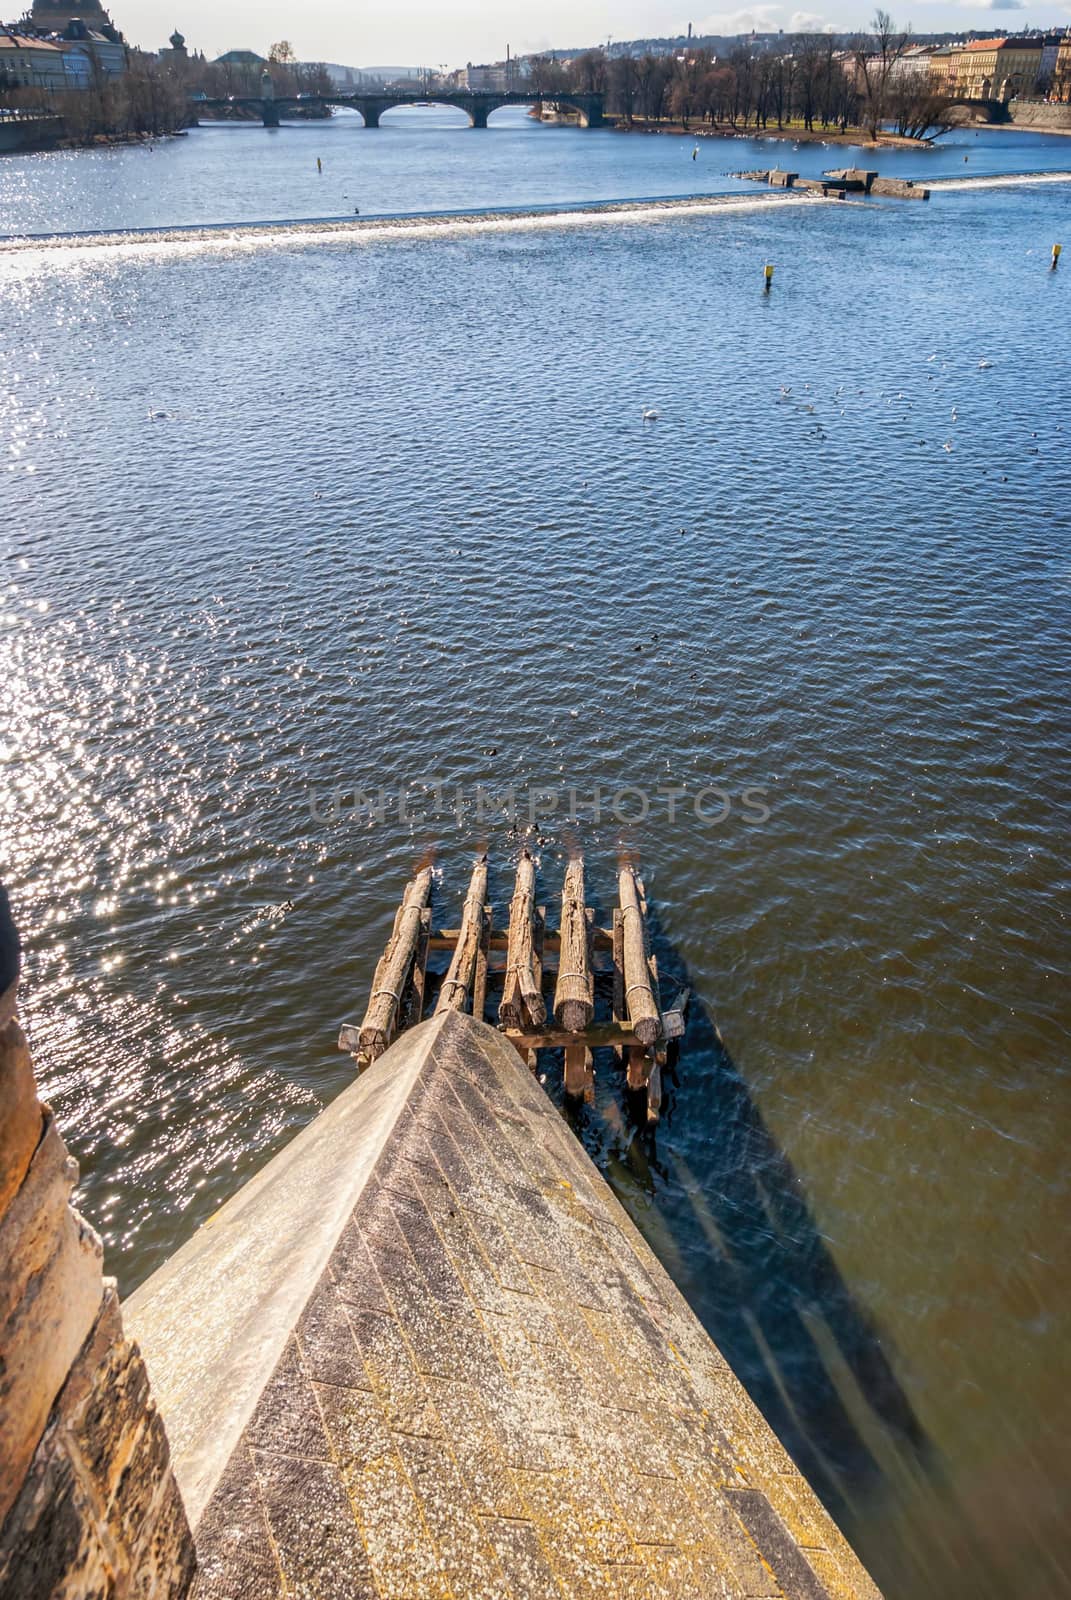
[125,0,1071,66]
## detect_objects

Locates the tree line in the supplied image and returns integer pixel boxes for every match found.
[2,41,336,142]
[529,13,956,141]
[3,53,191,141]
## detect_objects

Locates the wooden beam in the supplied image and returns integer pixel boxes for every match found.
[503,1022,645,1050]
[435,856,488,1014]
[618,866,662,1048]
[356,867,433,1064]
[553,858,593,1033]
[428,928,614,953]
[499,851,547,1029]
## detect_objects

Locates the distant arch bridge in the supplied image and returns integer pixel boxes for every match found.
[189,90,606,130]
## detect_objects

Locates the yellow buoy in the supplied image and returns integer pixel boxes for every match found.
[763,262,774,293]
[1052,243,1062,270]
[316,156,322,173]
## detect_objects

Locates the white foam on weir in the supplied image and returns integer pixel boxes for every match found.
[0,192,821,271]
[931,171,1071,191]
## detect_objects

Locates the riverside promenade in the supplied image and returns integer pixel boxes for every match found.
[125,1009,881,1600]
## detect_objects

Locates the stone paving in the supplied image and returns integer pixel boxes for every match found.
[185,1011,881,1600]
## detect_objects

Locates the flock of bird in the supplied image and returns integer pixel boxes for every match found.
[639,351,1007,458]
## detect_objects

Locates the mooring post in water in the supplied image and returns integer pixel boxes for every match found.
[553,857,593,1034]
[564,1041,594,1101]
[435,855,489,1015]
[349,866,432,1066]
[499,850,547,1031]
[763,261,775,293]
[1052,243,1062,270]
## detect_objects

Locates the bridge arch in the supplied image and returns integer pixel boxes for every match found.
[372,98,480,128]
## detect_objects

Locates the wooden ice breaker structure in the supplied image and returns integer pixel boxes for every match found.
[338,853,688,1122]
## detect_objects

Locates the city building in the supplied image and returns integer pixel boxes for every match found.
[213,48,266,68]
[954,37,1042,102]
[1053,32,1071,100]
[59,15,124,77]
[888,43,940,85]
[459,53,530,92]
[26,0,106,28]
[0,27,66,88]
[6,0,127,84]
[926,45,961,95]
[158,27,187,64]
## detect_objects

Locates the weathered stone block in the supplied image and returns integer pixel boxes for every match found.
[0,1286,196,1599]
[130,1471,197,1600]
[0,1019,43,1220]
[870,176,929,200]
[0,1427,117,1600]
[0,1117,104,1528]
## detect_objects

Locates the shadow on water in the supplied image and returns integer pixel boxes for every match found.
[555,900,937,1533]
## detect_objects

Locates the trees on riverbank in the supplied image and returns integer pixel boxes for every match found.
[3,43,337,145]
[531,14,954,140]
[4,51,191,142]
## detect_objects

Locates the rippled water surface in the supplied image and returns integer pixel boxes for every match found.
[2,115,1069,1600]
[3,105,1071,231]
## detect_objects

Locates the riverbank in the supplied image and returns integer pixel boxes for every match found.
[611,116,929,148]
[0,125,189,157]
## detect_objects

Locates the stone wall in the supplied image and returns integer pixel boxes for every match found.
[0,993,195,1598]
[1008,101,1071,130]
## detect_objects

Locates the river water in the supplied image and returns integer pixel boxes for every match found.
[1,109,1069,1598]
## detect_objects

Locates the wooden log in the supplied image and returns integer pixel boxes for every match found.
[627,1045,651,1091]
[611,908,625,1064]
[564,1044,594,1100]
[358,867,433,1062]
[435,857,488,1014]
[617,866,662,1048]
[553,859,593,1033]
[399,907,431,1031]
[499,852,547,1029]
[472,904,492,1023]
[528,906,545,1073]
[647,1058,663,1122]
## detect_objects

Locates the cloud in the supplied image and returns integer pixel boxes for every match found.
[788,10,837,28]
[697,6,783,32]
[697,4,835,30]
[958,0,1026,9]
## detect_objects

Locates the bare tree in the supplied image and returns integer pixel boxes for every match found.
[570,49,607,94]
[854,9,911,139]
[607,54,638,123]
[529,54,568,96]
[889,81,956,139]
